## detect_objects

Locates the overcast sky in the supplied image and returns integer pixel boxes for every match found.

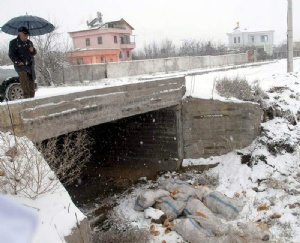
[0,0,299,49]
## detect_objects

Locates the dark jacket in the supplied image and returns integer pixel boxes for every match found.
[8,36,37,79]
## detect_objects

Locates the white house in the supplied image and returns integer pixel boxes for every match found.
[227,22,274,55]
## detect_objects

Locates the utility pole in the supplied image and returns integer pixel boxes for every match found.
[287,0,293,72]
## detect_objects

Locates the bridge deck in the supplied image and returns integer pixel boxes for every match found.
[0,76,186,142]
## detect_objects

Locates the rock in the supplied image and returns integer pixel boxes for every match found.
[241,154,251,166]
[262,234,270,241]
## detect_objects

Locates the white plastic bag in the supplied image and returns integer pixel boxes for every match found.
[154,189,170,199]
[173,218,210,243]
[185,199,230,236]
[173,192,194,202]
[203,192,244,220]
[195,186,212,201]
[159,178,189,192]
[134,190,156,211]
[134,189,171,211]
[156,196,186,220]
[159,179,196,199]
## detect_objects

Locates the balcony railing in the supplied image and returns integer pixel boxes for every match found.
[120,43,136,49]
[121,41,135,45]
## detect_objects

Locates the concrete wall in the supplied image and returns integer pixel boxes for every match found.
[50,53,248,84]
[53,63,107,83]
[181,98,262,159]
[107,53,248,78]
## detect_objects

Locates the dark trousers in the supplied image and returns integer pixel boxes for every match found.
[19,71,35,98]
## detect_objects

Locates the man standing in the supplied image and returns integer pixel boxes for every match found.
[8,26,36,98]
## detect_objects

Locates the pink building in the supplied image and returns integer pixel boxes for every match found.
[67,13,136,64]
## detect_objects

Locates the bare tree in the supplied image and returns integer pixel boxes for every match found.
[134,38,228,60]
[160,38,177,58]
[143,41,160,59]
[0,43,12,65]
[33,22,71,86]
[275,41,288,52]
[138,38,177,59]
[0,133,59,198]
[36,130,93,186]
[0,130,93,199]
[179,39,202,56]
[179,39,227,56]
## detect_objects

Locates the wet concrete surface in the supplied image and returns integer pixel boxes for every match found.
[66,165,158,206]
[64,164,161,233]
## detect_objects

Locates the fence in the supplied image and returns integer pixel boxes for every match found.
[49,53,248,84]
[272,50,300,59]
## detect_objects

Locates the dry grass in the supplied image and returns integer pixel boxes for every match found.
[216,76,268,104]
[0,130,93,198]
[36,130,93,186]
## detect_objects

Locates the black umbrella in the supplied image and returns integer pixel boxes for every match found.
[1,15,55,36]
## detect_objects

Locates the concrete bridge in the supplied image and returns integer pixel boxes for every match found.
[0,76,261,171]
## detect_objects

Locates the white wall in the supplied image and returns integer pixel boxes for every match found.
[57,53,248,83]
[107,53,248,78]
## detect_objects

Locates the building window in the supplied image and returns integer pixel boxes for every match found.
[98,36,102,44]
[120,36,124,44]
[77,58,83,65]
[110,58,113,62]
[119,51,122,59]
[86,38,90,46]
[260,35,268,43]
[101,56,106,63]
[114,36,117,43]
[127,51,130,58]
[251,36,255,43]
[234,36,241,44]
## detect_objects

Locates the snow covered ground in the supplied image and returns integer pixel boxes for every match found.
[94,59,300,243]
[1,58,300,243]
[0,133,86,243]
[183,58,300,243]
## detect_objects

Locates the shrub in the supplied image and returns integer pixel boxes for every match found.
[36,130,93,186]
[0,130,93,198]
[0,132,58,198]
[216,76,268,103]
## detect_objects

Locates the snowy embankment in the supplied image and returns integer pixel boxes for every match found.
[108,59,300,243]
[0,133,86,243]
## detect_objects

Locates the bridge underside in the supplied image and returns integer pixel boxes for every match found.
[64,107,183,203]
[87,106,182,172]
